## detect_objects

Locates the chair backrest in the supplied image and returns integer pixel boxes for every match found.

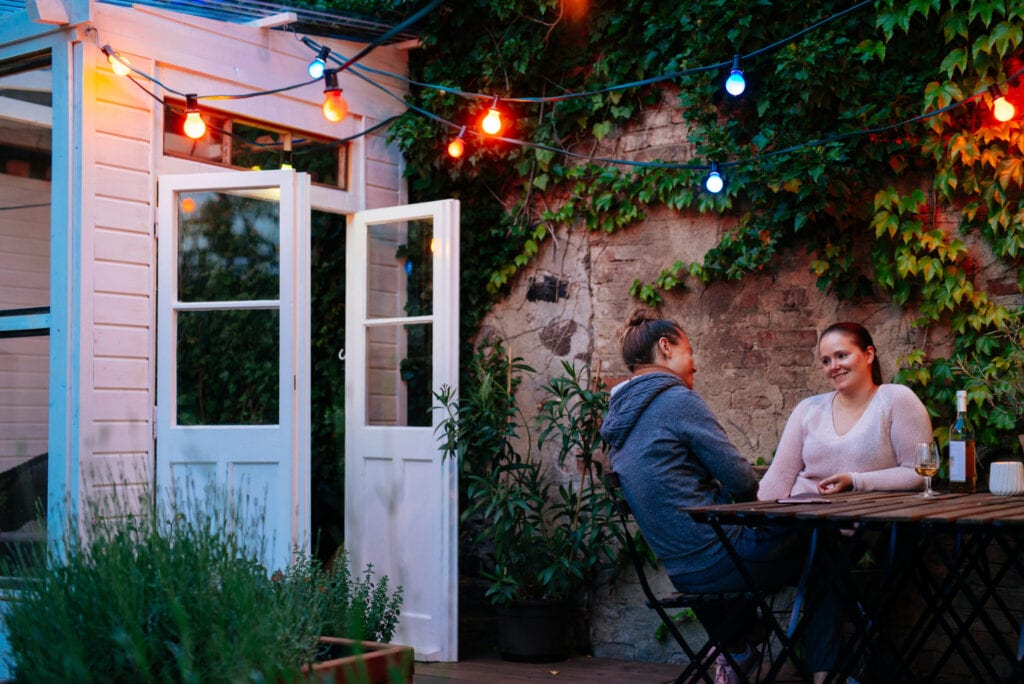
[603,472,675,604]
[603,471,707,666]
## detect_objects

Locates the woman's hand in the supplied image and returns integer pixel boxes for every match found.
[817,473,853,495]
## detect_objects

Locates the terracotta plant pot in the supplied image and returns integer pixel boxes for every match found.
[305,637,414,684]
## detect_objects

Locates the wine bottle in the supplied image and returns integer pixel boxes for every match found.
[949,390,976,493]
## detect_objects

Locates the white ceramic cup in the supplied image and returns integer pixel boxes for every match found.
[988,461,1024,496]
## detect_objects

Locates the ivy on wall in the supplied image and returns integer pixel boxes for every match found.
[331,0,1023,453]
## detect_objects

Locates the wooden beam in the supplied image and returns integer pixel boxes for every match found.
[246,12,297,29]
[25,0,69,25]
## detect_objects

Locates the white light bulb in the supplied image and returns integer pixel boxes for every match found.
[994,96,1015,123]
[704,170,724,194]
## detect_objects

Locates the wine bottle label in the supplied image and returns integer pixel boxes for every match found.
[950,440,967,481]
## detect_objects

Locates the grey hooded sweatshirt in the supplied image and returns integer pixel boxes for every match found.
[600,371,758,579]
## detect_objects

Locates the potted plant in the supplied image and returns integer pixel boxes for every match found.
[435,343,622,662]
[285,549,410,683]
[954,308,1024,457]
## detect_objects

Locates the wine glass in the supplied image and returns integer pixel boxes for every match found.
[915,442,940,498]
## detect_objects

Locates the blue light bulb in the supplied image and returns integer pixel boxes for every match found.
[308,58,326,79]
[725,68,746,96]
[308,47,331,79]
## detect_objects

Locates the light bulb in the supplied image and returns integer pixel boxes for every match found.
[704,165,725,194]
[321,71,348,123]
[447,137,465,158]
[183,95,206,140]
[184,112,206,139]
[482,107,502,135]
[322,89,348,122]
[108,52,131,77]
[994,96,1015,122]
[308,47,330,79]
[447,126,467,158]
[725,69,746,96]
[725,55,745,96]
[102,46,131,77]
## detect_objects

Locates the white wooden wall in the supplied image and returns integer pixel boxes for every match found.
[77,2,410,500]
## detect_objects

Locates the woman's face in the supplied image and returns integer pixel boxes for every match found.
[658,331,696,389]
[818,331,875,393]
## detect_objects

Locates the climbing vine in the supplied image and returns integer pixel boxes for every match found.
[363,0,1024,452]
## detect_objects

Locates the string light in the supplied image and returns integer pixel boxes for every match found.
[90,0,1022,196]
[101,45,131,77]
[481,96,502,135]
[704,163,725,194]
[725,55,745,96]
[308,46,331,79]
[183,94,206,140]
[447,126,467,158]
[321,71,348,122]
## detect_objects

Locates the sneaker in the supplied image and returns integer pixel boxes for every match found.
[714,645,760,684]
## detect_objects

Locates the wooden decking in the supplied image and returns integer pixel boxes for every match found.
[413,649,806,683]
[414,652,684,683]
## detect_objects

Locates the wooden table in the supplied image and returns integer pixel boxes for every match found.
[684,491,1024,683]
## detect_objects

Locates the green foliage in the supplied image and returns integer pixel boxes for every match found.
[286,550,404,644]
[2,487,403,683]
[952,309,1024,453]
[382,0,1023,453]
[654,609,697,644]
[435,344,622,605]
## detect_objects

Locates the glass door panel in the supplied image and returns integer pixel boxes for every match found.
[173,189,282,427]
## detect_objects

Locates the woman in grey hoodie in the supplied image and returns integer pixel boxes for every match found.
[600,307,837,680]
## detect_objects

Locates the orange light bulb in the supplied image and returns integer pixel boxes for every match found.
[994,96,1015,122]
[180,196,196,213]
[182,95,206,140]
[482,107,502,135]
[322,89,348,123]
[447,137,465,158]
[183,111,206,139]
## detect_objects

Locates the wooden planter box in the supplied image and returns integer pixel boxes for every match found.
[305,637,414,684]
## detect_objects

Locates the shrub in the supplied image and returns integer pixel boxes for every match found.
[285,550,404,645]
[2,486,403,683]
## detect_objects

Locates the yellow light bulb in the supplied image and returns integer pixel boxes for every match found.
[482,107,502,135]
[994,96,1015,123]
[322,90,349,123]
[107,52,131,77]
[447,137,465,158]
[183,111,206,140]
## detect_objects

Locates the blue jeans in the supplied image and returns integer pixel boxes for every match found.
[669,525,841,672]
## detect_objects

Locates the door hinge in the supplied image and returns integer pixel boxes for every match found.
[152,405,158,440]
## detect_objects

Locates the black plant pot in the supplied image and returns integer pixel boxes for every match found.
[496,600,569,662]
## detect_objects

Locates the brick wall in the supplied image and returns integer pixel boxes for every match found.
[473,92,1020,666]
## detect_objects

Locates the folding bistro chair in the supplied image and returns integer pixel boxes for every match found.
[604,472,771,684]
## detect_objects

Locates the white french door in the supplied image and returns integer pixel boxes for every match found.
[345,200,460,661]
[156,170,310,573]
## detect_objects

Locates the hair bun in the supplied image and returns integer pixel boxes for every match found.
[625,306,659,327]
